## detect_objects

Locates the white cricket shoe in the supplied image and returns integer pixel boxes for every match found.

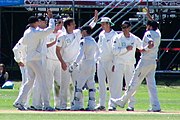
[110,98,125,108]
[108,106,116,111]
[147,108,161,112]
[95,105,106,111]
[13,103,27,111]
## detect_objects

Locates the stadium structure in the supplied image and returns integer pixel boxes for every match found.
[0,0,179,80]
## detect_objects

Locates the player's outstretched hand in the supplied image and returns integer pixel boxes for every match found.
[47,9,53,18]
[94,10,98,22]
[144,7,154,21]
[142,7,148,13]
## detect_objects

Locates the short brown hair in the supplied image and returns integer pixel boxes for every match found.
[63,18,74,30]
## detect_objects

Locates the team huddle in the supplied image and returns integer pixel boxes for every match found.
[12,9,161,112]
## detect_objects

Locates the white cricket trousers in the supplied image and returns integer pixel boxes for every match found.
[32,57,50,109]
[97,60,121,108]
[59,66,77,109]
[19,66,31,108]
[115,63,136,108]
[14,60,49,107]
[46,58,61,108]
[15,60,40,105]
[120,59,161,110]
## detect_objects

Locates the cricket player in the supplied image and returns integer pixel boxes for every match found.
[96,17,118,111]
[71,25,100,111]
[111,20,161,112]
[111,21,143,111]
[13,9,55,111]
[27,14,56,111]
[12,37,31,108]
[56,10,98,110]
[45,19,64,110]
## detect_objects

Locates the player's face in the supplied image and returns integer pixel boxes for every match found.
[55,24,60,31]
[38,20,47,29]
[81,30,87,37]
[32,21,39,28]
[121,24,130,32]
[69,21,76,30]
[56,20,63,30]
[66,21,76,33]
[101,22,111,30]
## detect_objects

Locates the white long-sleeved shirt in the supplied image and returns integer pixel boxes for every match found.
[21,18,55,62]
[112,32,143,65]
[75,36,100,63]
[98,29,117,62]
[12,37,27,64]
[141,29,161,60]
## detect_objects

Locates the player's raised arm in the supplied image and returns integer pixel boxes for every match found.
[94,10,98,22]
[143,7,154,21]
[89,10,98,28]
[47,8,53,18]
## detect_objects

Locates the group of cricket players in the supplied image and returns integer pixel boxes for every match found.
[12,8,161,112]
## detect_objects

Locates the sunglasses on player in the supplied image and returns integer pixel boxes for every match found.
[121,26,129,29]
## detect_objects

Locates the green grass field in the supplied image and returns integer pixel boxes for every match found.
[0,81,180,120]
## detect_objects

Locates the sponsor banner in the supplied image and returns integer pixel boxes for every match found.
[0,0,24,6]
[24,0,180,6]
[41,0,160,1]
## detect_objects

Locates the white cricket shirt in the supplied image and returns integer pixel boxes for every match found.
[112,32,142,65]
[56,29,82,63]
[98,29,117,62]
[141,29,161,60]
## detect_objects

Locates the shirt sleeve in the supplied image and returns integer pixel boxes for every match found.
[135,36,143,50]
[12,37,26,63]
[56,34,65,48]
[89,20,96,28]
[75,40,84,63]
[21,30,30,45]
[143,31,153,50]
[34,18,55,39]
[74,29,82,42]
[144,31,153,43]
